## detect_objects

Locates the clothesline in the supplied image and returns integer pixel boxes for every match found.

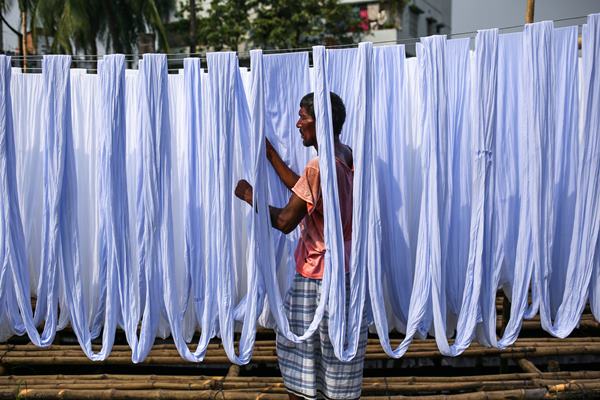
[9,14,589,63]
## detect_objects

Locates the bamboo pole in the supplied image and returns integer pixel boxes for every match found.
[2,343,596,358]
[2,375,600,399]
[549,383,600,399]
[3,337,600,369]
[5,336,600,353]
[1,370,600,385]
[517,358,542,374]
[526,0,535,24]
[41,335,600,347]
[5,389,290,400]
[20,10,27,73]
[2,370,599,382]
[0,379,561,392]
[0,382,594,398]
[4,344,600,365]
[226,364,240,378]
[534,378,600,387]
[361,388,549,400]
[0,381,534,393]
[1,388,566,400]
[0,382,555,397]
[8,338,600,353]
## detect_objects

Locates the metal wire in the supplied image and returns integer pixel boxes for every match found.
[8,14,590,64]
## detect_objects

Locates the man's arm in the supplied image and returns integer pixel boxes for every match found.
[268,194,307,234]
[235,179,307,234]
[266,139,300,191]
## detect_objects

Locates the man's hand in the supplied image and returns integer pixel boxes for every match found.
[235,179,253,205]
[264,137,299,190]
[265,137,276,161]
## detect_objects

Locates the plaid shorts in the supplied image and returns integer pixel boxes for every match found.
[276,273,368,400]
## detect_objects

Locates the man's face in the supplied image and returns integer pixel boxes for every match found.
[296,106,317,147]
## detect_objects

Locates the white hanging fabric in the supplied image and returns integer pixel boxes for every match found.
[478,30,522,347]
[364,37,447,359]
[258,52,312,328]
[414,35,449,346]
[1,14,600,363]
[182,57,219,358]
[372,45,414,332]
[36,55,84,348]
[132,54,174,362]
[252,48,330,345]
[206,51,261,364]
[536,25,583,338]
[547,27,579,320]
[443,37,472,325]
[95,55,140,353]
[11,70,44,294]
[0,55,31,342]
[21,55,112,360]
[565,14,600,324]
[69,69,101,332]
[326,42,373,362]
[429,29,497,357]
[167,69,193,341]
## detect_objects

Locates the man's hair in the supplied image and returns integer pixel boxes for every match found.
[299,92,346,137]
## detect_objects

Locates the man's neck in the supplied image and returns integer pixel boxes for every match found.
[314,137,341,154]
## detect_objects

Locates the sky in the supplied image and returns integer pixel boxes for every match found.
[452,0,600,33]
[3,1,600,53]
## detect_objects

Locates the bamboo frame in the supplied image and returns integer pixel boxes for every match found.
[1,370,599,383]
[2,370,600,399]
[2,341,599,364]
[2,377,599,396]
[2,296,598,399]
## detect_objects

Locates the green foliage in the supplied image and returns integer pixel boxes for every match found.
[171,0,365,52]
[134,0,174,52]
[17,0,371,54]
[35,0,102,53]
[102,0,138,54]
[33,0,174,54]
[198,0,252,51]
[250,0,363,50]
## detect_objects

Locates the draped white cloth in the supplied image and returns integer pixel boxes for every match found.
[1,14,599,363]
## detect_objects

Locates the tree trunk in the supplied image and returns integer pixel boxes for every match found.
[189,0,196,53]
[0,15,4,53]
[91,40,98,71]
[104,1,122,53]
[21,10,27,72]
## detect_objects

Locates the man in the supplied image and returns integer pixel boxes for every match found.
[235,92,368,400]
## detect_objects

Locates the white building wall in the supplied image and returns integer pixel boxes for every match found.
[340,0,452,54]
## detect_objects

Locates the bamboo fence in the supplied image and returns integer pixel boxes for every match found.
[1,291,599,399]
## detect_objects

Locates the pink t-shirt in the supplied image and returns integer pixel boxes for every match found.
[291,157,353,279]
